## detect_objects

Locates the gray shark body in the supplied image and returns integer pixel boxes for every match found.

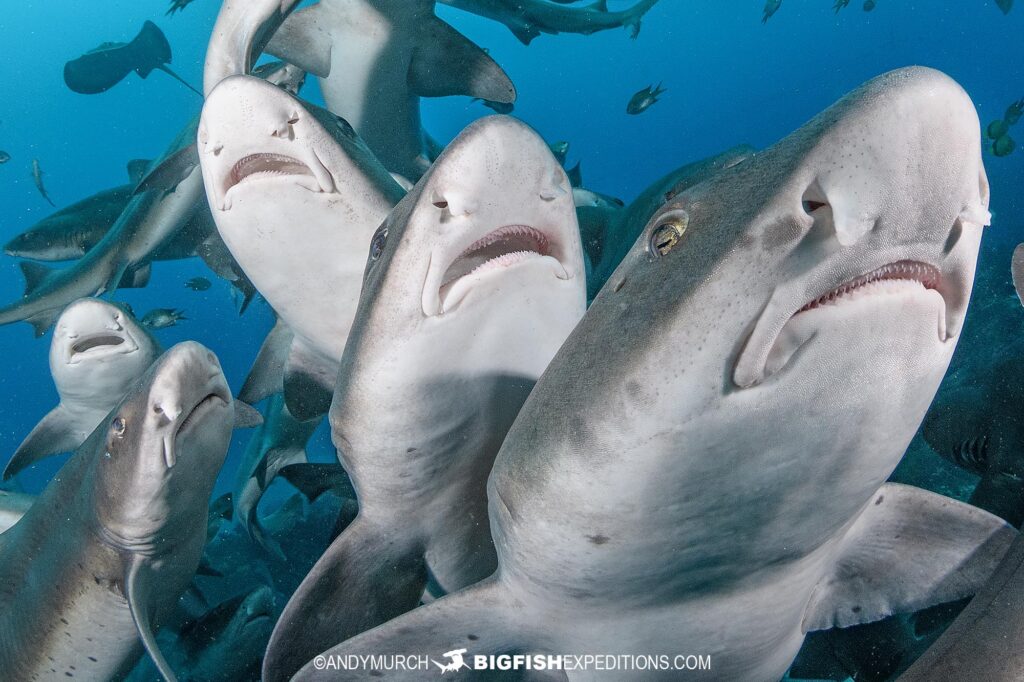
[263,115,586,681]
[440,0,661,44]
[0,342,237,681]
[199,75,406,420]
[265,0,516,180]
[292,67,1008,682]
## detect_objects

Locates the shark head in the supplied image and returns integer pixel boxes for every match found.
[50,298,160,400]
[91,342,234,552]
[183,585,275,667]
[198,75,403,359]
[331,115,586,453]
[492,67,990,591]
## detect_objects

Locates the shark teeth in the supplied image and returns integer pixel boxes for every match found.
[796,261,941,314]
[229,153,314,187]
[441,225,552,288]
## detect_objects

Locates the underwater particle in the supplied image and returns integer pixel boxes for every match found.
[863,0,876,10]
[0,151,10,164]
[995,0,1013,15]
[987,119,1010,140]
[185,276,212,292]
[762,0,782,22]
[141,308,187,329]
[627,83,666,115]
[993,134,1016,157]
[1005,98,1024,125]
[63,21,201,97]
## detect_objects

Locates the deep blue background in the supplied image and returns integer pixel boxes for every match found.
[0,0,1021,495]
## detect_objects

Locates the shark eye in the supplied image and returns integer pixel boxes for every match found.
[112,417,126,437]
[370,226,388,260]
[649,211,689,257]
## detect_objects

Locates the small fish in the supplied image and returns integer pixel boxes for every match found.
[473,98,514,115]
[762,0,782,22]
[993,134,1016,157]
[1005,98,1024,125]
[627,83,666,115]
[0,151,10,164]
[863,0,876,10]
[549,141,570,166]
[995,0,1013,15]
[166,0,199,16]
[185,276,212,291]
[141,308,186,329]
[31,160,55,207]
[833,0,850,11]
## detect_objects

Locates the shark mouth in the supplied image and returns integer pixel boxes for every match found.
[795,261,941,314]
[219,151,335,210]
[433,225,569,314]
[163,389,230,468]
[735,260,951,388]
[68,333,134,364]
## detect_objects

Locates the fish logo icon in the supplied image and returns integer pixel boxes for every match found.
[433,648,470,674]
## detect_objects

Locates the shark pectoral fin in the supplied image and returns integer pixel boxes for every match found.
[239,319,294,405]
[127,159,154,186]
[25,309,61,338]
[509,23,542,45]
[119,263,152,289]
[408,18,516,103]
[126,557,179,682]
[263,515,429,682]
[1012,243,1024,308]
[282,340,335,422]
[133,144,200,196]
[196,556,223,578]
[19,261,54,296]
[255,446,308,490]
[233,400,264,429]
[289,578,523,681]
[278,462,355,502]
[3,406,81,480]
[263,7,332,79]
[802,483,1018,632]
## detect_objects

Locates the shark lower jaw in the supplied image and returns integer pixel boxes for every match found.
[162,381,231,469]
[67,332,137,365]
[218,150,335,211]
[427,224,571,316]
[734,259,960,388]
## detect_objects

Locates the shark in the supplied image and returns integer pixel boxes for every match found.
[198,74,407,419]
[0,342,239,682]
[264,0,517,180]
[261,115,586,681]
[1014,243,1023,305]
[288,67,1009,682]
[587,144,755,298]
[3,298,160,480]
[439,0,662,45]
[234,393,321,559]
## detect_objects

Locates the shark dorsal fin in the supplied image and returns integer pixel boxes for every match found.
[126,556,179,682]
[127,159,153,185]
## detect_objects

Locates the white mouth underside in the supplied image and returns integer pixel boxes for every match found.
[752,260,947,385]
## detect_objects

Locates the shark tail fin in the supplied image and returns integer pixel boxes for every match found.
[262,515,429,682]
[126,555,179,682]
[409,17,516,104]
[3,406,81,480]
[19,261,53,296]
[288,578,525,680]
